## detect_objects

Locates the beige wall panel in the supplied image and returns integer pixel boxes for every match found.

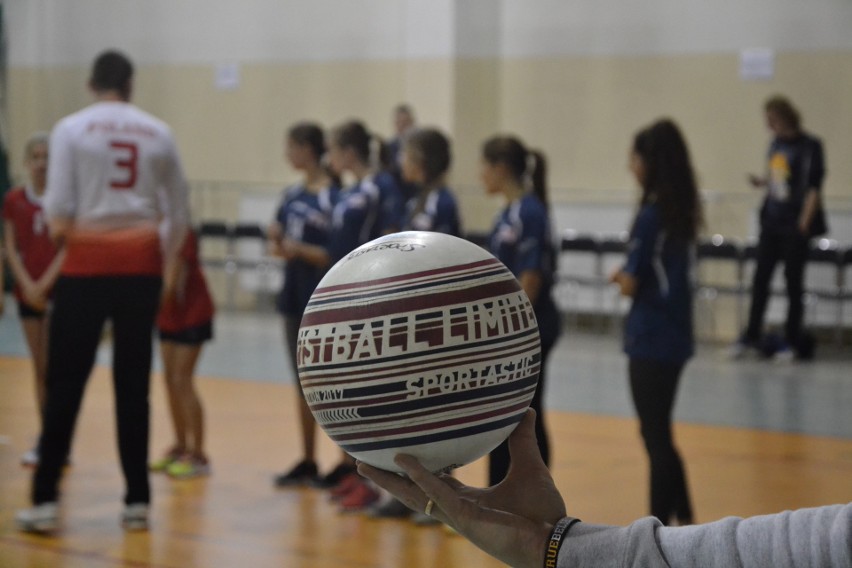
[401,59,456,134]
[138,61,412,184]
[8,60,446,183]
[7,67,89,182]
[497,51,852,237]
[449,58,504,232]
[8,51,851,239]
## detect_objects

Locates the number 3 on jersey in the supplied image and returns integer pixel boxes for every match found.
[110,140,138,190]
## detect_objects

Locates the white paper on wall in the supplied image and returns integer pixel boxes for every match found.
[739,48,775,81]
[215,63,241,91]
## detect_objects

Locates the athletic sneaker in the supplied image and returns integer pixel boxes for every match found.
[150,448,183,472]
[315,462,356,488]
[729,337,759,359]
[338,481,380,512]
[368,497,411,519]
[167,457,211,479]
[329,473,363,501]
[16,502,59,534]
[20,447,39,468]
[274,460,319,488]
[774,344,796,363]
[121,503,149,531]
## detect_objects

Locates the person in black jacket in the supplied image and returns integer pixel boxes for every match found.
[732,95,826,361]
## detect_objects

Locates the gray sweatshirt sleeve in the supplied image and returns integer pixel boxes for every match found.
[559,503,851,568]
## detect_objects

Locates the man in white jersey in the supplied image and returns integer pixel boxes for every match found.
[16,50,190,534]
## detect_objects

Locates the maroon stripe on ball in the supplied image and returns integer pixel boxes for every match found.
[326,397,534,443]
[320,388,535,433]
[340,413,526,453]
[312,264,504,304]
[307,374,539,436]
[314,258,501,295]
[301,279,522,327]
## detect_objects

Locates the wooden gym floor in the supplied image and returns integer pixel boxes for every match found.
[1,355,851,567]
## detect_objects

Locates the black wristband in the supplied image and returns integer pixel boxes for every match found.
[544,516,580,568]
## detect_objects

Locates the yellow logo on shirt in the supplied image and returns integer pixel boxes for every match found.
[768,152,790,201]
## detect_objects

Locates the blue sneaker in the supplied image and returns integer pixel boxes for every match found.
[773,343,795,363]
[729,337,759,359]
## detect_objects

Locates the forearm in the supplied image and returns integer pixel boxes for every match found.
[35,249,67,291]
[293,241,331,268]
[159,150,191,260]
[3,226,36,289]
[557,503,851,568]
[611,270,637,297]
[658,503,850,568]
[161,221,189,272]
[519,271,542,305]
[798,189,819,234]
[47,216,74,247]
[463,515,552,568]
[5,249,36,290]
[163,259,186,299]
[266,223,284,257]
[557,517,668,567]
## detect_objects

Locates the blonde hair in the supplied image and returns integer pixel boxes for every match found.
[24,131,49,158]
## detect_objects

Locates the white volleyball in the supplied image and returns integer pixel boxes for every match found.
[297,231,541,473]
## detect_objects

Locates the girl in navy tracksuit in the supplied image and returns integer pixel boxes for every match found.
[369,126,463,521]
[479,135,561,486]
[610,119,702,526]
[269,122,341,488]
[319,120,386,510]
[326,121,384,264]
[399,127,461,236]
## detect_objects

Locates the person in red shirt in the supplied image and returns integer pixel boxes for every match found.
[2,133,65,467]
[151,229,214,479]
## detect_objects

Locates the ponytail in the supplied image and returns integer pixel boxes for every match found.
[369,135,390,171]
[482,135,548,209]
[527,150,548,211]
[320,154,342,187]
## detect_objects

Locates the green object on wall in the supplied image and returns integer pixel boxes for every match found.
[0,4,12,292]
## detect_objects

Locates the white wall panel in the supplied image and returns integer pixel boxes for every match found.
[454,0,502,58]
[9,0,852,68]
[499,0,852,56]
[5,0,445,66]
[401,0,455,58]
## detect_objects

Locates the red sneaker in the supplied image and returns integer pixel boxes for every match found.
[339,480,379,512]
[329,473,362,501]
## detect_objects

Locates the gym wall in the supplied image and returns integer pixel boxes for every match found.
[5,0,852,235]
